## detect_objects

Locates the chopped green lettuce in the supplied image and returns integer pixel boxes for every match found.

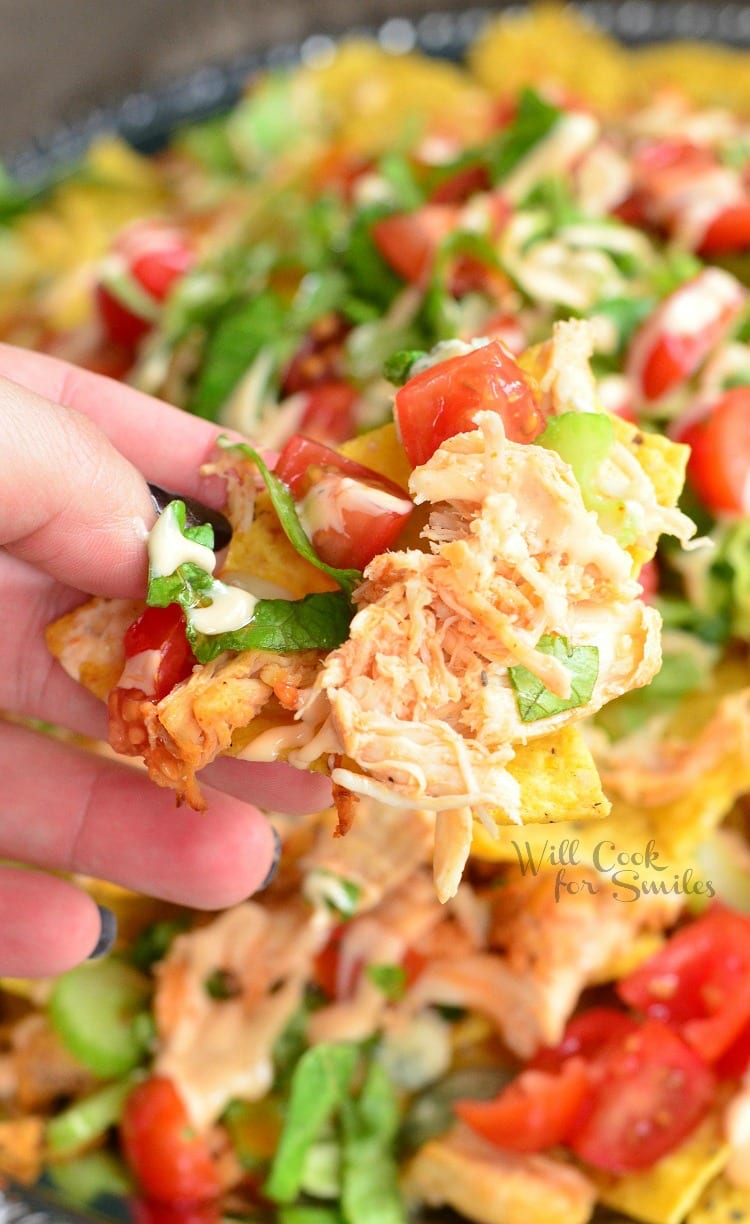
[340,1060,406,1224]
[265,1044,359,1204]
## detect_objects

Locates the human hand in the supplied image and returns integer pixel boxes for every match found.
[0,344,332,978]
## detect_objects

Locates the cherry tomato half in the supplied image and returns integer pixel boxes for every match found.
[679,386,750,517]
[123,604,196,701]
[618,905,750,1065]
[626,268,745,403]
[276,435,413,571]
[121,1077,221,1204]
[394,340,544,468]
[567,1020,715,1174]
[454,1058,591,1154]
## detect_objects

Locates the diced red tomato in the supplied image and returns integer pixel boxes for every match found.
[275,435,413,570]
[394,339,544,467]
[130,1200,222,1224]
[715,1016,750,1080]
[618,906,750,1065]
[429,164,491,204]
[313,925,426,1002]
[454,1058,591,1154]
[121,1077,221,1204]
[96,285,153,348]
[566,1020,715,1174]
[679,386,750,517]
[372,205,458,284]
[96,220,193,348]
[123,604,196,701]
[699,202,750,255]
[626,268,745,403]
[531,1007,639,1073]
[299,381,359,446]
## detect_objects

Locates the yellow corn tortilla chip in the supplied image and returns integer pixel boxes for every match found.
[688,1175,750,1224]
[500,725,610,826]
[594,1114,729,1224]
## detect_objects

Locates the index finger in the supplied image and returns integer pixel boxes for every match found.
[0,343,233,508]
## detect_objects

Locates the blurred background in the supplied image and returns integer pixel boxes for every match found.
[0,0,486,155]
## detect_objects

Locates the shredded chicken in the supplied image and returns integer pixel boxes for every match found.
[154,900,331,1127]
[110,649,322,808]
[405,867,678,1057]
[318,408,662,832]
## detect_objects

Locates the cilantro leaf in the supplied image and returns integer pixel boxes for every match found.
[509,635,599,723]
[365,964,407,1002]
[189,591,354,663]
[218,439,362,597]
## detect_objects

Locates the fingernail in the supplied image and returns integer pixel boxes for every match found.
[259,827,282,891]
[147,483,233,552]
[88,905,118,959]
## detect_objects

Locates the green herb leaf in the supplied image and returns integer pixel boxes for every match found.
[278,1208,344,1224]
[340,1060,406,1224]
[592,295,656,353]
[204,968,241,1000]
[345,206,405,307]
[130,920,187,972]
[265,1043,360,1204]
[189,291,291,420]
[383,349,427,385]
[365,964,408,1002]
[509,634,599,723]
[218,439,362,597]
[304,869,363,920]
[190,591,355,663]
[490,88,561,183]
[377,152,425,211]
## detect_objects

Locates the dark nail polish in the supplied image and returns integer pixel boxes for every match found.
[88,905,118,960]
[147,483,233,552]
[259,827,282,891]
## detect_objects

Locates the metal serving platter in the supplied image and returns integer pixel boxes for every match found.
[1,2,747,1220]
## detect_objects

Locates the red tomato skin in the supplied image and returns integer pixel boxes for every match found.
[123,604,196,701]
[276,435,412,570]
[394,340,544,468]
[130,1199,222,1224]
[96,284,152,348]
[299,382,358,446]
[275,435,408,501]
[618,906,750,1064]
[567,1021,715,1174]
[131,243,193,302]
[680,387,750,517]
[699,203,750,255]
[627,270,745,403]
[531,1007,639,1073]
[121,1077,221,1204]
[371,205,458,283]
[454,1058,591,1154]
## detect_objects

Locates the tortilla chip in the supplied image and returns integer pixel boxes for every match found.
[471,727,610,853]
[688,1175,750,1224]
[595,1114,729,1224]
[0,1116,45,1185]
[611,416,690,569]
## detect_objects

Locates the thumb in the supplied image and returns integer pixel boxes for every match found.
[1,375,155,597]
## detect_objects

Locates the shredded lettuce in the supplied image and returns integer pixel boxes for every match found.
[509,634,599,722]
[340,1060,405,1224]
[265,1043,360,1204]
[706,519,750,642]
[595,638,713,740]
